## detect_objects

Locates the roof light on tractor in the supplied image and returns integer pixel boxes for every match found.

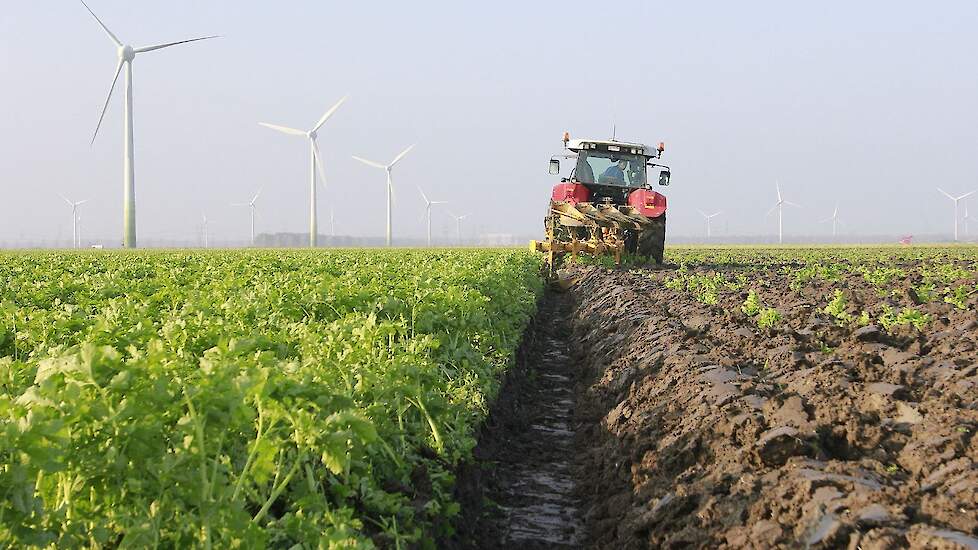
[530,131,673,275]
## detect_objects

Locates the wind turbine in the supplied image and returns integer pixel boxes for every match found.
[329,208,336,238]
[59,194,89,249]
[352,145,415,246]
[232,189,262,246]
[259,96,348,248]
[447,212,471,246]
[201,212,211,248]
[937,188,976,242]
[418,186,448,247]
[766,182,800,244]
[80,0,217,249]
[818,204,844,238]
[697,210,721,240]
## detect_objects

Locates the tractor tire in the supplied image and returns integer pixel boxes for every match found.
[638,214,666,263]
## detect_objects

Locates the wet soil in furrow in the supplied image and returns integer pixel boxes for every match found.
[449,290,584,549]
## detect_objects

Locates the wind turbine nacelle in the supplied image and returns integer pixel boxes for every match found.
[119,44,135,61]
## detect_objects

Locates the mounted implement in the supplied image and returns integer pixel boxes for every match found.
[531,133,672,273]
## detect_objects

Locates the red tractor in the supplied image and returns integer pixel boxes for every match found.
[531,133,672,269]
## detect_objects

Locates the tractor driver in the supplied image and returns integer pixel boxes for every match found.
[600,158,628,184]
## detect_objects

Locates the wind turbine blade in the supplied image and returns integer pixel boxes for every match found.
[388,179,397,205]
[252,188,263,204]
[58,193,74,206]
[417,186,430,204]
[783,200,802,208]
[91,57,125,145]
[258,122,306,136]
[958,190,977,200]
[134,36,219,54]
[766,204,779,216]
[696,209,707,218]
[431,201,448,205]
[776,181,782,202]
[75,200,89,206]
[312,139,329,191]
[79,0,122,46]
[389,144,415,168]
[352,156,386,169]
[311,95,348,133]
[937,188,955,200]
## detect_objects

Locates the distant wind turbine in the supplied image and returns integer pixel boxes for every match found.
[259,96,348,247]
[766,182,800,244]
[937,188,976,242]
[447,212,471,246]
[81,0,217,249]
[232,189,262,246]
[59,194,89,249]
[418,186,448,247]
[352,144,415,246]
[818,204,844,238]
[329,208,335,238]
[697,210,721,239]
[201,212,211,248]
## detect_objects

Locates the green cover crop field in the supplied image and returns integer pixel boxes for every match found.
[0,249,543,548]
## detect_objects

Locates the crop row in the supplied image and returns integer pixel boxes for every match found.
[656,246,977,333]
[0,250,543,548]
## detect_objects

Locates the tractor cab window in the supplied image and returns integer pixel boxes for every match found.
[573,151,646,187]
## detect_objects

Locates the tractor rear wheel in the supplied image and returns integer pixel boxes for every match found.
[638,214,666,263]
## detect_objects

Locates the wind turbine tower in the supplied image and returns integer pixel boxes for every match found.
[818,204,843,238]
[418,186,448,247]
[766,182,800,244]
[232,189,262,247]
[697,210,721,240]
[80,0,217,248]
[59,194,89,249]
[448,212,471,246]
[937,188,976,242]
[259,96,347,247]
[352,145,415,246]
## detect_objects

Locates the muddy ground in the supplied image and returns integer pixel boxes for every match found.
[455,260,978,549]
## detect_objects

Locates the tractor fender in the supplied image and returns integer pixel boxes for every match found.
[628,189,667,218]
[551,182,591,204]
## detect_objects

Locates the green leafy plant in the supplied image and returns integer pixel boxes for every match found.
[944,284,974,310]
[823,290,852,326]
[757,308,782,330]
[741,290,762,316]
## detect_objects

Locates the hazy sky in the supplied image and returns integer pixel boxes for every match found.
[2,1,978,244]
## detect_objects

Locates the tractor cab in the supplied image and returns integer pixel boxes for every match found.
[550,138,671,193]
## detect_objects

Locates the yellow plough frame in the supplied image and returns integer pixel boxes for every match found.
[530,200,657,274]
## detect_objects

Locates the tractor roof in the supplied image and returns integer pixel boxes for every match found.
[566,138,654,157]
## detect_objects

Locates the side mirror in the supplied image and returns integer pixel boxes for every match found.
[548,159,560,175]
[658,169,671,186]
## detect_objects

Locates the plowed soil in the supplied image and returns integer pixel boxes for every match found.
[455,255,978,549]
[572,263,978,549]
